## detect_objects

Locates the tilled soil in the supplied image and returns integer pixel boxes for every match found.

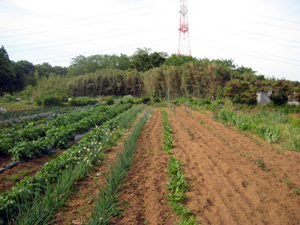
[3,106,300,224]
[113,107,300,225]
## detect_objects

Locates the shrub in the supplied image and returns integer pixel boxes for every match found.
[153,97,160,103]
[4,94,15,102]
[105,97,114,105]
[68,97,94,106]
[34,96,43,106]
[292,118,300,127]
[125,98,134,104]
[223,80,258,105]
[42,95,60,106]
[269,80,292,106]
[198,99,211,106]
[141,96,150,104]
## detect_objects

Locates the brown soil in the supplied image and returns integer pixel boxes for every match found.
[3,106,300,224]
[0,139,80,194]
[0,150,63,193]
[2,106,39,112]
[114,107,300,224]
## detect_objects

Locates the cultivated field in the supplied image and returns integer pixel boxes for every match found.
[1,105,300,224]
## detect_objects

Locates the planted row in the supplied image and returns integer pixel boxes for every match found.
[6,105,115,161]
[166,156,200,225]
[0,104,107,156]
[0,104,141,223]
[162,110,174,154]
[86,108,152,224]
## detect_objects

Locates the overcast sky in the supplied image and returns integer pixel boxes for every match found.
[0,0,300,81]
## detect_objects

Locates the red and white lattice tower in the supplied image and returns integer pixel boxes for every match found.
[178,0,191,56]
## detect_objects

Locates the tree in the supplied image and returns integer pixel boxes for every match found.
[12,60,34,92]
[129,52,166,72]
[164,54,197,66]
[0,46,16,95]
[269,80,292,105]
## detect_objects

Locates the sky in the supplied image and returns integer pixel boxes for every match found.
[0,0,300,81]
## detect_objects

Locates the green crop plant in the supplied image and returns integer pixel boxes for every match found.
[166,156,200,225]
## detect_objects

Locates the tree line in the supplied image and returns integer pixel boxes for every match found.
[2,45,299,99]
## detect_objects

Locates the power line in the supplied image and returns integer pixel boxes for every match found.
[189,0,300,26]
[7,19,176,48]
[1,6,177,38]
[191,21,300,44]
[9,24,175,53]
[192,37,300,63]
[191,6,300,32]
[0,0,175,33]
[192,40,300,67]
[27,37,177,63]
[190,23,300,49]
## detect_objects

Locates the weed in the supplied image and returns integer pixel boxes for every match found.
[286,177,291,187]
[5,175,21,183]
[278,179,282,183]
[18,169,29,176]
[293,188,300,195]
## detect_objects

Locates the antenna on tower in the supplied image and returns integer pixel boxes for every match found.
[178,0,191,56]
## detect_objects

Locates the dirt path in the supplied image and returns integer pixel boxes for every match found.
[112,109,179,225]
[166,107,300,225]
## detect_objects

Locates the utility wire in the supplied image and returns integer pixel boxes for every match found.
[191,20,300,44]
[189,0,300,25]
[192,37,300,63]
[191,7,300,32]
[1,6,177,38]
[28,37,177,63]
[190,23,300,49]
[192,40,300,67]
[7,19,176,48]
[0,0,175,33]
[9,24,175,53]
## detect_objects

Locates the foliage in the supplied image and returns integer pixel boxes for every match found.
[68,97,94,106]
[294,85,300,102]
[166,156,200,225]
[269,80,292,106]
[105,97,114,105]
[162,110,173,153]
[0,104,137,222]
[223,80,257,105]
[292,118,300,127]
[0,45,16,95]
[128,52,166,72]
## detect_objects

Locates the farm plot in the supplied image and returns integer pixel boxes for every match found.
[112,107,300,225]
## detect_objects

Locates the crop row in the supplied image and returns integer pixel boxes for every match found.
[162,110,174,154]
[0,104,109,157]
[86,108,152,224]
[0,103,141,223]
[166,156,200,225]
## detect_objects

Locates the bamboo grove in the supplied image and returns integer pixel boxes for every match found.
[19,60,257,100]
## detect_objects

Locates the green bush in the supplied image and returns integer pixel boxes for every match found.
[125,98,134,104]
[198,99,211,106]
[34,96,43,106]
[153,97,160,103]
[119,99,124,104]
[4,94,15,102]
[105,97,114,105]
[42,95,60,106]
[141,96,150,104]
[68,97,94,106]
[292,118,300,127]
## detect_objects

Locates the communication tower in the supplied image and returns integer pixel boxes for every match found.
[178,0,191,56]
